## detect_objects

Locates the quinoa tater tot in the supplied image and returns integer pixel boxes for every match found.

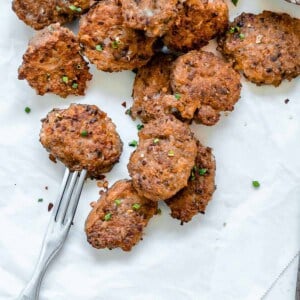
[218,11,300,86]
[18,23,92,98]
[85,180,157,251]
[166,141,216,224]
[128,115,197,201]
[131,54,175,123]
[78,0,155,72]
[40,104,123,179]
[163,0,228,52]
[120,0,178,37]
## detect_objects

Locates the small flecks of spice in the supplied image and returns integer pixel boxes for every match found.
[25,107,31,114]
[38,198,43,203]
[48,202,54,212]
[153,138,160,144]
[256,34,263,44]
[132,203,141,210]
[252,180,260,188]
[125,108,132,115]
[62,76,69,84]
[231,0,238,6]
[284,98,290,104]
[174,93,181,100]
[239,33,245,40]
[72,82,78,89]
[129,140,138,147]
[56,5,62,11]
[80,130,88,137]
[96,44,103,52]
[111,38,121,49]
[229,26,240,34]
[168,150,175,157]
[115,199,122,206]
[121,101,127,108]
[199,168,207,176]
[137,124,144,131]
[157,208,162,215]
[104,213,112,221]
[69,4,82,12]
[45,186,48,190]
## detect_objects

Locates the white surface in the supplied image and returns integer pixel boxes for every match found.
[0,0,299,299]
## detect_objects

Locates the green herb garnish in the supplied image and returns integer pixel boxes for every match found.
[72,83,78,89]
[137,124,144,131]
[115,199,122,206]
[252,180,260,188]
[153,138,160,144]
[174,93,181,100]
[38,198,43,202]
[80,130,88,137]
[231,0,238,6]
[104,213,112,221]
[132,203,141,210]
[168,150,175,157]
[239,33,245,40]
[25,107,31,114]
[69,5,82,12]
[62,76,69,84]
[111,39,121,49]
[199,168,207,176]
[96,44,103,52]
[125,108,132,115]
[129,140,138,147]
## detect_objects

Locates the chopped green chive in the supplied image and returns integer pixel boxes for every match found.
[24,107,31,114]
[129,140,138,147]
[125,108,132,115]
[174,93,181,100]
[115,199,122,206]
[231,0,238,6]
[62,76,69,84]
[229,26,240,34]
[137,124,144,131]
[153,138,160,144]
[80,130,88,137]
[38,198,43,202]
[96,44,103,52]
[111,39,121,49]
[72,82,78,89]
[199,168,207,176]
[132,203,141,210]
[239,33,245,40]
[252,180,260,188]
[69,5,82,12]
[104,213,112,221]
[168,150,175,157]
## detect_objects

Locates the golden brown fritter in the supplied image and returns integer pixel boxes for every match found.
[165,50,241,125]
[131,54,176,123]
[85,180,157,251]
[40,104,123,179]
[163,0,228,52]
[18,23,92,98]
[218,11,300,86]
[120,0,178,37]
[128,115,197,201]
[166,141,216,224]
[12,0,93,30]
[78,0,155,72]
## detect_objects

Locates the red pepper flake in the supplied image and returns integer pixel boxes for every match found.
[48,202,54,212]
[284,98,290,104]
[121,101,127,108]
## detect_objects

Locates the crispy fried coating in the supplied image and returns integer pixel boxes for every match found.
[78,0,155,72]
[12,0,92,30]
[163,0,228,52]
[85,180,157,251]
[120,0,178,37]
[165,50,241,125]
[131,54,175,123]
[18,23,92,98]
[218,11,300,86]
[128,115,197,201]
[166,141,216,223]
[40,104,123,179]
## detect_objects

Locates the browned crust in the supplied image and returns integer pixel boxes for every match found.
[128,115,197,201]
[78,0,155,72]
[163,0,228,52]
[40,104,123,179]
[85,180,158,251]
[165,141,216,223]
[218,11,300,86]
[18,23,92,98]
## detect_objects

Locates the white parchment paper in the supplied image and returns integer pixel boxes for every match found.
[0,0,299,299]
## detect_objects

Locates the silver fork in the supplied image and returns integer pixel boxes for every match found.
[18,168,87,300]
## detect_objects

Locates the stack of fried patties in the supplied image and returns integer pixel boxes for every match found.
[15,0,300,251]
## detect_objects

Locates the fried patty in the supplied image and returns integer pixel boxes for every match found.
[120,0,178,37]
[78,0,155,72]
[165,141,216,223]
[164,50,241,125]
[128,115,197,201]
[12,0,92,30]
[85,180,157,251]
[131,54,175,123]
[40,104,123,179]
[18,23,92,98]
[163,0,228,52]
[218,11,300,86]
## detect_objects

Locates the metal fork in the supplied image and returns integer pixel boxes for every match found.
[18,168,87,300]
